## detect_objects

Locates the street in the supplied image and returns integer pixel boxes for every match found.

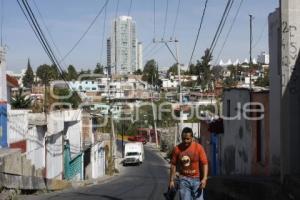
[21,144,172,200]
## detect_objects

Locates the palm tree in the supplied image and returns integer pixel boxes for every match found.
[11,88,32,109]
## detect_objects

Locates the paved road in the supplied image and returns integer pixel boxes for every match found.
[22,144,172,200]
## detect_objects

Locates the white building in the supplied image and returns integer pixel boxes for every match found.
[109,16,142,75]
[137,42,143,71]
[0,46,7,102]
[257,51,270,65]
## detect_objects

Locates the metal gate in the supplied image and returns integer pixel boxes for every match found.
[64,143,83,180]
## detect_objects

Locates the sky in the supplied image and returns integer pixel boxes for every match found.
[1,0,279,73]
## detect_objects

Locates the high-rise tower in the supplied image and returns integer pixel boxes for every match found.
[108,16,142,75]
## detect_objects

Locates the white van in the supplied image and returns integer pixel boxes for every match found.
[123,142,144,166]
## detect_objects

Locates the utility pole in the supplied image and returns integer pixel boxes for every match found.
[249,14,253,90]
[153,38,183,146]
[151,73,159,148]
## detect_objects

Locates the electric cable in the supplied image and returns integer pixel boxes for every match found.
[115,0,120,19]
[209,0,234,56]
[253,19,267,49]
[188,0,209,69]
[128,0,133,16]
[171,0,181,39]
[153,0,156,39]
[162,0,169,39]
[32,0,66,66]
[100,3,108,64]
[215,0,244,64]
[59,0,110,64]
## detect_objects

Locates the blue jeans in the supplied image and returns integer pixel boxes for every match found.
[178,177,203,200]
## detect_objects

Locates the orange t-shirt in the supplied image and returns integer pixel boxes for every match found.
[171,142,208,178]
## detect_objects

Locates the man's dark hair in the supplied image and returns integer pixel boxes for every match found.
[181,127,193,137]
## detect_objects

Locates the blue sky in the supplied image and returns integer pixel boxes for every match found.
[1,0,278,72]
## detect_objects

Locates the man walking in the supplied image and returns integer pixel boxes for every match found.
[168,127,208,200]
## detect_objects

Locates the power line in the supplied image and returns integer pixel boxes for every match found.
[17,0,69,86]
[253,19,267,49]
[143,43,158,59]
[115,0,120,19]
[171,0,181,39]
[153,0,156,38]
[100,3,108,64]
[209,0,234,56]
[215,0,244,64]
[128,0,133,16]
[32,0,66,66]
[188,0,209,68]
[59,0,110,64]
[144,44,164,61]
[162,0,169,39]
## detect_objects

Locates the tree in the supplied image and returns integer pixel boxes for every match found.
[11,88,32,109]
[189,63,197,75]
[133,69,142,75]
[94,63,104,74]
[66,65,78,81]
[22,59,34,88]
[211,65,223,81]
[36,64,63,84]
[255,68,269,87]
[49,88,81,109]
[196,49,213,91]
[142,59,159,85]
[50,64,60,80]
[167,64,178,76]
[36,64,52,85]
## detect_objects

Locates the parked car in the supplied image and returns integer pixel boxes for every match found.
[128,135,147,144]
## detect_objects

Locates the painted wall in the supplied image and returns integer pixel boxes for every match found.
[0,103,7,148]
[0,47,7,148]
[221,89,252,175]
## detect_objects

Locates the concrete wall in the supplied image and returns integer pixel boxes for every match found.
[268,8,281,175]
[91,141,106,179]
[26,126,46,169]
[280,0,300,177]
[46,110,83,180]
[65,121,82,159]
[46,133,63,180]
[200,120,212,173]
[251,92,271,176]
[221,89,252,175]
[7,110,30,144]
